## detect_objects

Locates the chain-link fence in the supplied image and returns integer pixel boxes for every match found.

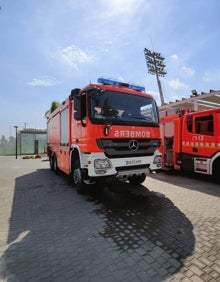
[0,123,47,156]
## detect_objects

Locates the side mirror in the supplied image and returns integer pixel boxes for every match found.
[73,95,82,120]
[73,95,81,111]
[74,111,82,120]
[69,88,80,100]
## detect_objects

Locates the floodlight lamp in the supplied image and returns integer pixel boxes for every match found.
[191,89,198,96]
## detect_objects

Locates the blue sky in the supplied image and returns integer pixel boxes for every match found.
[0,0,220,136]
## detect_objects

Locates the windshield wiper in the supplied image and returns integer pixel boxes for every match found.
[124,114,153,122]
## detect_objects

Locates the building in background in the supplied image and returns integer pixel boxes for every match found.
[0,128,47,156]
[19,129,47,155]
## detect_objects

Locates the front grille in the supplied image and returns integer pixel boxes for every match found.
[96,138,159,158]
[116,164,150,172]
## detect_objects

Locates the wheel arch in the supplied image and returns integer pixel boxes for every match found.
[70,146,81,172]
[210,151,220,175]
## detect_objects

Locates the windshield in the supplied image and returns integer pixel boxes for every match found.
[89,90,159,126]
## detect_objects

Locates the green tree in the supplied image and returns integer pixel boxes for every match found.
[0,135,8,155]
[45,101,60,119]
[8,136,15,144]
[0,135,7,145]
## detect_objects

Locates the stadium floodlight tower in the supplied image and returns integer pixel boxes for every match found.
[144,48,167,106]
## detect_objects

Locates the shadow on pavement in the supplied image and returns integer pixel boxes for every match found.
[151,170,220,198]
[0,169,195,282]
[90,181,195,258]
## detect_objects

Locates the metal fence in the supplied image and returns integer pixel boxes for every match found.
[0,124,47,156]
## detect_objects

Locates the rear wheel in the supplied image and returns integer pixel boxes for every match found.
[49,156,54,171]
[53,155,60,175]
[129,175,146,185]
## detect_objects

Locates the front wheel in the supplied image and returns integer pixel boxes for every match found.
[213,158,220,183]
[73,160,87,194]
[129,175,146,185]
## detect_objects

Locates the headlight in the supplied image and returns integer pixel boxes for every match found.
[153,155,162,164]
[94,158,112,175]
[94,158,112,169]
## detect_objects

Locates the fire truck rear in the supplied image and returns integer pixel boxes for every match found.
[47,78,162,193]
[160,108,220,180]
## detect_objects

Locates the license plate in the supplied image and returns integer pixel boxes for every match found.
[125,159,142,166]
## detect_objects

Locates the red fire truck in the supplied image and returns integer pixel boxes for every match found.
[160,108,220,179]
[47,78,162,193]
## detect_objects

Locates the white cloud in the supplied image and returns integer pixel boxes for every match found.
[54,45,95,70]
[181,66,195,77]
[104,40,112,45]
[203,69,220,82]
[100,0,145,17]
[147,90,160,105]
[117,76,126,82]
[169,78,187,90]
[171,54,179,61]
[28,77,61,87]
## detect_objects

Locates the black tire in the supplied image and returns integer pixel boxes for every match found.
[53,156,60,175]
[73,160,87,194]
[49,156,54,171]
[213,159,220,183]
[129,175,146,185]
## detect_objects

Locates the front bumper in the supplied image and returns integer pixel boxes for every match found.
[87,150,162,178]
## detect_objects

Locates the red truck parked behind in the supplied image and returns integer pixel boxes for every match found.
[47,78,162,193]
[160,108,220,179]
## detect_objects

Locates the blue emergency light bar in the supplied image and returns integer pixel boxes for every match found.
[97,77,145,92]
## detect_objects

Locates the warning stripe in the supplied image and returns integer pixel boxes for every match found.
[182,141,220,149]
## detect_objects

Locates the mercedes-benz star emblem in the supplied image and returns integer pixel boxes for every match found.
[128,140,138,151]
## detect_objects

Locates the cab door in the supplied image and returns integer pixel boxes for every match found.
[59,107,70,174]
[182,113,215,173]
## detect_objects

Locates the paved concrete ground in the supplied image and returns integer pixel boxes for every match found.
[0,156,219,282]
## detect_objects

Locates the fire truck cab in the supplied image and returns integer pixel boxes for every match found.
[160,108,220,179]
[47,78,162,193]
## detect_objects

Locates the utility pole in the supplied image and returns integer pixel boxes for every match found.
[14,126,18,159]
[144,48,167,106]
